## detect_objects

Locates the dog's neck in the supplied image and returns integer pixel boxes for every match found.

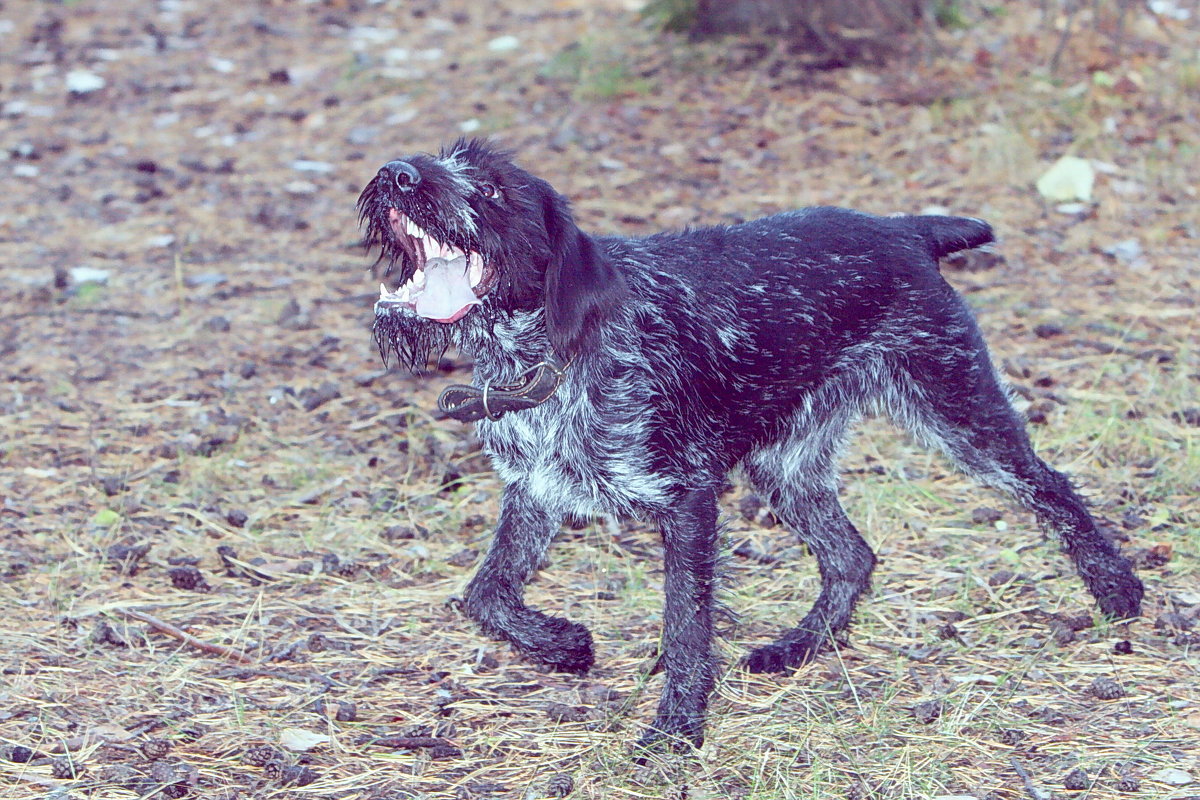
[463,307,554,385]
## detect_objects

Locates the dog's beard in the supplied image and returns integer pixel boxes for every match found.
[373,310,455,372]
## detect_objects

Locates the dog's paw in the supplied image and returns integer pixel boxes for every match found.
[743,636,823,674]
[1091,569,1144,620]
[1077,550,1144,620]
[525,616,595,675]
[632,721,703,763]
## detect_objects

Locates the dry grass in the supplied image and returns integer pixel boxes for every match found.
[1,0,1198,798]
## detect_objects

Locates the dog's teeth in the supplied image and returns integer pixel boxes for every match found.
[413,269,426,288]
[379,282,389,298]
[469,252,483,287]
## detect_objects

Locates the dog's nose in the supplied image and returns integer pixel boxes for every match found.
[380,160,421,192]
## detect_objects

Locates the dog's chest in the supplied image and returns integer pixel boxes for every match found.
[477,380,669,518]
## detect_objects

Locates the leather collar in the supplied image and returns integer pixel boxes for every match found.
[437,353,570,423]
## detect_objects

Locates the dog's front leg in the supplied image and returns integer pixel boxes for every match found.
[640,486,720,752]
[463,482,594,674]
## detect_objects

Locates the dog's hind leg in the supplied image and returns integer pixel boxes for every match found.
[742,405,875,674]
[890,309,1143,619]
[640,486,721,751]
[464,482,594,673]
[742,479,877,673]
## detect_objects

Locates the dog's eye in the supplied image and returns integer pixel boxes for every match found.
[478,182,501,200]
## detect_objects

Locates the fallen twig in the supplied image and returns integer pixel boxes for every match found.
[121,609,255,664]
[213,666,338,689]
[367,736,453,750]
[1010,757,1050,800]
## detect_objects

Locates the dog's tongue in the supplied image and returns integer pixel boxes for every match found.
[414,255,480,323]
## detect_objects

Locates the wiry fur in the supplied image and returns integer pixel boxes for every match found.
[359,139,1144,752]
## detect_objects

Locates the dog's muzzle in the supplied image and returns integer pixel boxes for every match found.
[376,209,488,324]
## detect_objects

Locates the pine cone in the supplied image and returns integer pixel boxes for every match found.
[141,737,173,760]
[242,744,282,767]
[51,756,85,779]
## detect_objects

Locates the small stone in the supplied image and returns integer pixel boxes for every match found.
[335,701,357,722]
[147,760,180,782]
[1101,239,1142,264]
[1115,775,1140,792]
[971,506,1003,524]
[69,266,110,285]
[1,744,36,763]
[987,569,1015,587]
[346,126,379,145]
[290,159,334,173]
[280,764,318,786]
[1051,623,1076,646]
[912,699,942,724]
[382,525,418,541]
[487,35,520,51]
[429,744,462,760]
[203,316,231,332]
[299,382,340,412]
[283,180,318,195]
[545,702,592,723]
[1033,322,1064,338]
[66,69,106,94]
[107,541,152,575]
[1155,612,1193,631]
[183,271,227,287]
[226,509,248,528]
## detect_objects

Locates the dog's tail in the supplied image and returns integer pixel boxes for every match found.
[909,215,995,260]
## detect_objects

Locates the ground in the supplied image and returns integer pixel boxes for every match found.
[1,0,1198,798]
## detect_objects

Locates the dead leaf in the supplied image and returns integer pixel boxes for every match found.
[1036,156,1095,202]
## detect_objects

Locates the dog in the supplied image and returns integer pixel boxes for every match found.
[358,139,1143,751]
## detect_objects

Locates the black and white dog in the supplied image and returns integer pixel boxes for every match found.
[358,139,1143,750]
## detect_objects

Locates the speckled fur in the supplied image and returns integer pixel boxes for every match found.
[360,140,1144,751]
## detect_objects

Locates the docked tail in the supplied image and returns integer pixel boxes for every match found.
[910,215,995,260]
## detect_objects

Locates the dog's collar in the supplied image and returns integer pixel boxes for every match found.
[437,352,571,423]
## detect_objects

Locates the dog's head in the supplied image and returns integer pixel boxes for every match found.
[358,139,626,370]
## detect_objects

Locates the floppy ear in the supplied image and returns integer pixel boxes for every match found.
[541,187,628,357]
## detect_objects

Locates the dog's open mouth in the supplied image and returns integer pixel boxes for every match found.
[377,208,489,324]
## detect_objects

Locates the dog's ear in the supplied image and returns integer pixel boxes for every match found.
[541,187,628,357]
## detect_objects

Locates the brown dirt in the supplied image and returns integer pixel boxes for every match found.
[1,0,1198,798]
